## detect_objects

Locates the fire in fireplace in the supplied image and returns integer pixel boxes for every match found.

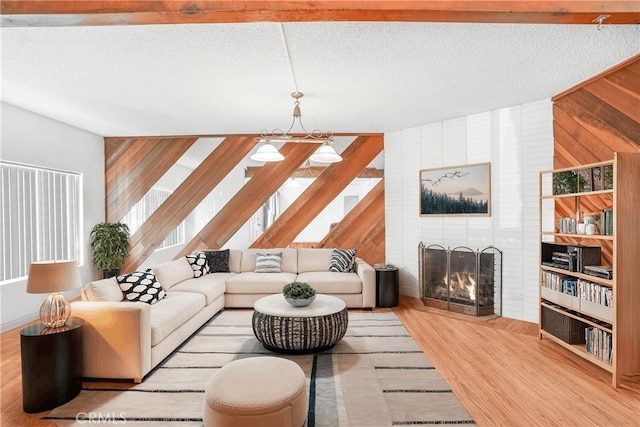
[419,243,502,316]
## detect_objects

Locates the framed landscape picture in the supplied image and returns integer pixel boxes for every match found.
[420,162,491,216]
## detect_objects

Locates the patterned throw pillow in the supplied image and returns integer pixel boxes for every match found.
[255,252,282,273]
[329,248,357,273]
[186,252,210,278]
[203,249,230,273]
[116,271,166,304]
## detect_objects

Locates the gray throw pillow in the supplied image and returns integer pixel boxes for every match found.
[255,252,282,273]
[203,249,230,273]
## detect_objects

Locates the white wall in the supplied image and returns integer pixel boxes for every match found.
[384,99,553,322]
[1,102,105,332]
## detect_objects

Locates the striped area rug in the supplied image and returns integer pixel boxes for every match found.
[45,310,475,426]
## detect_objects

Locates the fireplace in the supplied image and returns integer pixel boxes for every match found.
[419,243,502,316]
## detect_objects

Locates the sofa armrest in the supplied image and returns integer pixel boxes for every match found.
[71,301,151,382]
[355,258,376,308]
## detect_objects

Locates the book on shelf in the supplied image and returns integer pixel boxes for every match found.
[585,327,612,363]
[584,265,613,280]
[600,208,613,236]
[577,278,613,307]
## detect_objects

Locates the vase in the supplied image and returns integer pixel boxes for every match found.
[285,295,316,307]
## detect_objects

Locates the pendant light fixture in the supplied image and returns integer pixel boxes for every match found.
[251,91,341,163]
[251,24,342,164]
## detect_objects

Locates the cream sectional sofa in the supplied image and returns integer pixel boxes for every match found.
[71,248,375,382]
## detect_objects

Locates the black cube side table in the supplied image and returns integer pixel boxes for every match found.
[20,317,83,413]
[375,266,399,308]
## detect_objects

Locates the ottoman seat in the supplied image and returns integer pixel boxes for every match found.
[203,356,307,427]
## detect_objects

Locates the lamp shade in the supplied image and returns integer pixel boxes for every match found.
[26,260,81,294]
[309,144,342,163]
[250,142,285,162]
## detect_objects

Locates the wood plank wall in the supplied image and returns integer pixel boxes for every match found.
[551,54,640,264]
[104,134,386,269]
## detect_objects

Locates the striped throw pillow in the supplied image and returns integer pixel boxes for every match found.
[329,248,357,273]
[255,252,283,273]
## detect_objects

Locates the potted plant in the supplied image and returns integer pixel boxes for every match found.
[283,281,317,307]
[90,222,130,278]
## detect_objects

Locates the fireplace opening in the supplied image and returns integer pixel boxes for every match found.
[419,243,502,316]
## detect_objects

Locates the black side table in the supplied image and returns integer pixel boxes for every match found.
[375,266,400,308]
[21,317,83,413]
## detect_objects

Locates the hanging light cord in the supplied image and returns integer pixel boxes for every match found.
[280,23,299,94]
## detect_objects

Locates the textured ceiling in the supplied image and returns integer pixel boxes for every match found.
[1,22,639,137]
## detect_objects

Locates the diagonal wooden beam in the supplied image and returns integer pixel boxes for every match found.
[252,135,384,248]
[2,1,639,26]
[121,135,257,271]
[105,137,198,222]
[175,141,320,257]
[321,178,385,247]
[320,178,386,265]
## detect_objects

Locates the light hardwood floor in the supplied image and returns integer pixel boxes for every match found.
[2,296,639,426]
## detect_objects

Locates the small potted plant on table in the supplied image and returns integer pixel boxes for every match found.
[283,282,316,307]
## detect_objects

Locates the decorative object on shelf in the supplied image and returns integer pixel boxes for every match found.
[26,260,81,327]
[420,162,491,216]
[90,222,130,278]
[251,91,341,163]
[251,24,341,164]
[282,281,316,307]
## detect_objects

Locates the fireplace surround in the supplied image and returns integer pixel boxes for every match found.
[419,243,502,316]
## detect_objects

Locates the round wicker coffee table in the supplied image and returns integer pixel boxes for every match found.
[252,294,348,353]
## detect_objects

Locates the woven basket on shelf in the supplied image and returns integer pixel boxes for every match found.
[541,306,587,345]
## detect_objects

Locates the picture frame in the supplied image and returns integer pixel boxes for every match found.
[420,162,491,216]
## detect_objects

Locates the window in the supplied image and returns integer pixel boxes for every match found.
[122,187,185,249]
[1,161,82,282]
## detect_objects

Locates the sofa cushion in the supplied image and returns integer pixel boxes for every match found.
[226,272,297,294]
[255,252,282,273]
[116,271,167,305]
[152,257,193,290]
[297,248,333,273]
[81,277,123,302]
[186,252,210,278]
[169,273,230,305]
[296,271,362,294]
[203,249,230,273]
[150,292,206,346]
[329,248,357,273]
[240,248,297,273]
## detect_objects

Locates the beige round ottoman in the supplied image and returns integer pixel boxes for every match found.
[203,356,308,427]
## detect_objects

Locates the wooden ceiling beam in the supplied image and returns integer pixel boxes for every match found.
[2,1,639,26]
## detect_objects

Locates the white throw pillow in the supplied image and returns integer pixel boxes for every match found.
[255,252,282,273]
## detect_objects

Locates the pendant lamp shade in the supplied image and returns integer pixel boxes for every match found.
[309,143,343,163]
[250,142,285,162]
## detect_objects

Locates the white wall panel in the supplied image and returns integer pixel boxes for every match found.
[385,99,553,322]
[399,127,422,296]
[384,130,404,273]
[1,103,105,331]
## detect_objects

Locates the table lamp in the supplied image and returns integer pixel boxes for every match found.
[26,260,81,328]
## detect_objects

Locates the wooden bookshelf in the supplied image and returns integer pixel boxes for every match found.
[538,152,640,387]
